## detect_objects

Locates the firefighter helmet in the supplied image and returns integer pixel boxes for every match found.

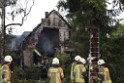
[80,58,86,64]
[74,55,81,61]
[52,57,59,65]
[4,55,13,62]
[97,59,105,65]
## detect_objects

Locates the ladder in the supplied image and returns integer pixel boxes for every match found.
[88,26,100,83]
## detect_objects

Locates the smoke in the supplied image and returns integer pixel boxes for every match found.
[36,27,59,57]
[38,36,55,56]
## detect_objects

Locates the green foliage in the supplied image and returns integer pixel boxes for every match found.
[101,23,124,83]
[57,53,70,66]
[111,23,124,38]
[11,66,50,83]
[58,0,113,58]
[120,0,124,5]
[57,53,72,83]
[57,0,124,82]
[10,53,72,83]
[58,0,110,31]
[101,36,124,82]
[86,0,106,11]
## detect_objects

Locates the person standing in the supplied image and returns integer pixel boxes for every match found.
[2,55,13,83]
[70,55,81,83]
[48,57,64,83]
[73,57,86,83]
[97,59,112,83]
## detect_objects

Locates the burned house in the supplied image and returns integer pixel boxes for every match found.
[21,10,72,67]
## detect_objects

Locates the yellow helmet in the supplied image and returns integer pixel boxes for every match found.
[97,59,105,65]
[52,57,59,65]
[4,55,13,63]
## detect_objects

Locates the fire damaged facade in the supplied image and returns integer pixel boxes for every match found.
[21,10,72,67]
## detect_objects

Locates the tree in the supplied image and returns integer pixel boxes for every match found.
[100,23,124,82]
[57,0,124,34]
[57,0,113,56]
[57,0,124,82]
[111,23,124,37]
[57,0,124,56]
[0,0,34,60]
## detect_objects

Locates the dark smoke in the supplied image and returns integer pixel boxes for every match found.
[36,27,59,57]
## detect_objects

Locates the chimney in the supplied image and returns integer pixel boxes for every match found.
[45,12,49,18]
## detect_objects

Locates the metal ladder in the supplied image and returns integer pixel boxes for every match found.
[88,26,100,83]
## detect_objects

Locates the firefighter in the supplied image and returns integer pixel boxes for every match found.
[48,57,64,83]
[73,57,86,83]
[97,59,112,83]
[70,55,81,83]
[2,55,13,83]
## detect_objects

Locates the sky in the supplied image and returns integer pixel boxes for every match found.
[7,0,59,35]
[5,0,124,35]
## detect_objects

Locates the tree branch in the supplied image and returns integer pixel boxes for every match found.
[5,0,34,28]
[0,0,4,8]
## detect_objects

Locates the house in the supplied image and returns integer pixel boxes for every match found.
[21,10,72,67]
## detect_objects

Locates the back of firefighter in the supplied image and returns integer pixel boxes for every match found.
[73,57,86,83]
[70,55,81,83]
[1,55,13,83]
[97,59,112,83]
[48,57,64,83]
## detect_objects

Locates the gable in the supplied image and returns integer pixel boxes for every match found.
[22,10,71,50]
[33,10,70,33]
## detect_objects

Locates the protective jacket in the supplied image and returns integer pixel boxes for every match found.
[1,64,11,83]
[70,62,77,82]
[74,63,86,83]
[48,66,64,83]
[99,66,112,83]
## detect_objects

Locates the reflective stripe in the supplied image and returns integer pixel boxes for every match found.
[102,80,112,83]
[70,62,76,80]
[3,70,9,72]
[48,67,63,83]
[75,78,84,82]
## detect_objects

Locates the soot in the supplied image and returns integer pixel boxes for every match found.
[36,27,59,57]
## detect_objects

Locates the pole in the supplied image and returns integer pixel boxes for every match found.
[88,53,91,83]
[88,27,93,83]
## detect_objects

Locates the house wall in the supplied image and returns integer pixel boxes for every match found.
[22,10,70,67]
[23,48,33,67]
